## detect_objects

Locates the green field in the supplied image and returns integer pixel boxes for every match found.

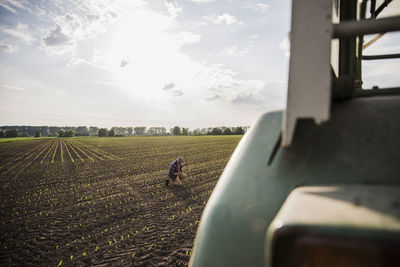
[0,136,241,266]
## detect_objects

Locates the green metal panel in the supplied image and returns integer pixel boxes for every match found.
[190,96,400,267]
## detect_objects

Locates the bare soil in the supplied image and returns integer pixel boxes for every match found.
[0,136,240,266]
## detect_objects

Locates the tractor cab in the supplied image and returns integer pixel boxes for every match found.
[190,0,400,266]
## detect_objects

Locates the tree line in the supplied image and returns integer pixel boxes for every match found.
[0,125,250,138]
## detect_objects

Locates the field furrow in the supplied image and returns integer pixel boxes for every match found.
[64,141,84,162]
[71,141,105,161]
[74,141,120,160]
[62,139,74,163]
[32,140,55,162]
[51,139,59,163]
[60,139,64,163]
[0,141,49,175]
[66,140,94,161]
[40,140,57,164]
[1,140,45,165]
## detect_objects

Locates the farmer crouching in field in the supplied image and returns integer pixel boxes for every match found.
[166,156,187,187]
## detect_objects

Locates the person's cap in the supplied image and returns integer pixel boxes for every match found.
[177,156,184,162]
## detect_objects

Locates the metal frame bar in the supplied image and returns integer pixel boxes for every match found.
[374,0,393,18]
[370,0,376,18]
[333,16,400,38]
[362,32,385,50]
[362,53,400,60]
[339,0,358,79]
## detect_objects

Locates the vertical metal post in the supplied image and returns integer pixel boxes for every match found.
[370,0,376,18]
[339,0,358,81]
[357,0,367,82]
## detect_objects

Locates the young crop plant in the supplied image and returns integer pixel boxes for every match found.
[51,139,59,163]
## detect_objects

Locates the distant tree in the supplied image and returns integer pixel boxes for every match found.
[35,130,41,137]
[112,127,126,136]
[223,128,232,135]
[75,126,89,136]
[5,129,18,138]
[147,127,157,136]
[233,127,244,135]
[108,129,115,137]
[134,127,146,136]
[0,130,4,138]
[127,127,133,136]
[39,126,49,137]
[182,128,189,135]
[192,129,201,135]
[89,126,99,136]
[58,130,64,137]
[147,127,167,136]
[160,127,167,135]
[118,127,127,136]
[20,133,28,137]
[98,128,108,137]
[211,128,222,135]
[49,126,61,136]
[173,126,181,135]
[62,130,75,137]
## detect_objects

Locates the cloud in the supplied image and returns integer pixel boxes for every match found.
[43,24,72,46]
[2,83,27,92]
[172,90,183,96]
[1,23,34,44]
[0,0,46,16]
[120,57,130,67]
[230,82,286,108]
[279,35,290,58]
[32,1,123,55]
[86,14,100,22]
[165,0,182,18]
[213,13,238,25]
[186,0,216,3]
[163,83,175,90]
[223,45,251,57]
[173,31,201,47]
[203,78,286,109]
[0,2,17,14]
[231,92,263,105]
[204,94,222,101]
[0,42,18,53]
[243,3,269,13]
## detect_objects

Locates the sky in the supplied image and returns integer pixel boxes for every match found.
[0,0,399,129]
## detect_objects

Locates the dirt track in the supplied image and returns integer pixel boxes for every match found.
[0,136,240,266]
